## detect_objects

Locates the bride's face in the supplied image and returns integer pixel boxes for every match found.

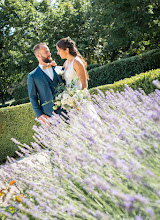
[57,46,68,59]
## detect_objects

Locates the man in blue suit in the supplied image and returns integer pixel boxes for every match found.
[27,43,65,123]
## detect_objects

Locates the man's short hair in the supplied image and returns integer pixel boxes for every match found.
[33,43,47,55]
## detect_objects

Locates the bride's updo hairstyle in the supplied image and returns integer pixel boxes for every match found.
[56,37,89,79]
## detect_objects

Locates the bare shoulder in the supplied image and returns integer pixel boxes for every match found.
[73,58,83,68]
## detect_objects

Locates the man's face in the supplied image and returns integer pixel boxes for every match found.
[38,45,52,63]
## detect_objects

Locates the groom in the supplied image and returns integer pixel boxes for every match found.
[27,43,64,123]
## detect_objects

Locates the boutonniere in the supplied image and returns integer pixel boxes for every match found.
[59,68,65,80]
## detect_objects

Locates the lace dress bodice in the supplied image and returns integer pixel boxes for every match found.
[64,57,84,89]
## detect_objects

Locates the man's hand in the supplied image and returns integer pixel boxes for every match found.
[38,114,50,124]
[51,60,57,66]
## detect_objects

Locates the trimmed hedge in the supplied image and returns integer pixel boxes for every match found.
[89,68,160,95]
[0,97,30,108]
[0,103,38,164]
[87,63,101,71]
[0,68,160,165]
[88,49,160,88]
[0,103,11,108]
[11,97,30,106]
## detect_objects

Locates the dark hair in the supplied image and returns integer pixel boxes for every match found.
[56,37,89,79]
[33,43,47,55]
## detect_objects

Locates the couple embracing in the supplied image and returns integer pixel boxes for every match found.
[27,37,89,124]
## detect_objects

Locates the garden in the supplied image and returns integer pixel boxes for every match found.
[0,0,160,219]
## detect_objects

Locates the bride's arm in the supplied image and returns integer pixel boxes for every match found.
[73,60,88,89]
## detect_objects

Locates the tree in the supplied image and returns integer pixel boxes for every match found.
[88,0,160,61]
[37,0,93,65]
[1,0,160,103]
[0,0,42,104]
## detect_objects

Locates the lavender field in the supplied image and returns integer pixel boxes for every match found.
[0,84,160,220]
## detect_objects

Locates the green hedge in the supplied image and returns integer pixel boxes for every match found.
[0,68,160,165]
[87,63,101,71]
[0,97,30,109]
[88,49,160,88]
[89,68,160,95]
[0,103,38,164]
[11,97,30,106]
[13,85,28,100]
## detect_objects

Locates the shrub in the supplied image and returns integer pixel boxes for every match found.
[87,63,101,71]
[0,97,30,109]
[88,49,160,88]
[89,68,160,95]
[13,85,28,100]
[0,85,160,219]
[0,103,37,164]
[11,97,30,106]
[0,103,10,108]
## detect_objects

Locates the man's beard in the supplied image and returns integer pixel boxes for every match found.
[41,56,53,63]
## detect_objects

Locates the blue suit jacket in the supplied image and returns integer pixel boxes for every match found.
[27,66,63,118]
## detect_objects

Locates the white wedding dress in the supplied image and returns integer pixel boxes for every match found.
[64,56,83,89]
[64,57,101,123]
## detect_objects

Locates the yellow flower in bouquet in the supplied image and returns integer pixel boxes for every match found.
[67,97,75,107]
[56,101,61,106]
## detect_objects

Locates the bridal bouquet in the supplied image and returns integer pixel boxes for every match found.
[53,81,90,111]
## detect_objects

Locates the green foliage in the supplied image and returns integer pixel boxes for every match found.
[89,0,160,61]
[88,49,160,88]
[89,68,160,95]
[0,103,38,164]
[0,97,30,108]
[11,97,30,106]
[13,85,28,100]
[0,0,41,104]
[87,63,101,71]
[0,103,10,108]
[1,0,160,104]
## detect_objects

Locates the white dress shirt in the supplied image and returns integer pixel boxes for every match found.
[54,66,63,74]
[39,64,54,81]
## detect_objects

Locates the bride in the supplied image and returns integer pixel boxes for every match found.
[56,37,101,123]
[56,37,89,90]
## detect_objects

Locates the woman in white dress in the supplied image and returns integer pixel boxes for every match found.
[56,37,89,90]
[56,37,101,123]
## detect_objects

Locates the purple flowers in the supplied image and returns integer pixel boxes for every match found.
[0,85,160,219]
